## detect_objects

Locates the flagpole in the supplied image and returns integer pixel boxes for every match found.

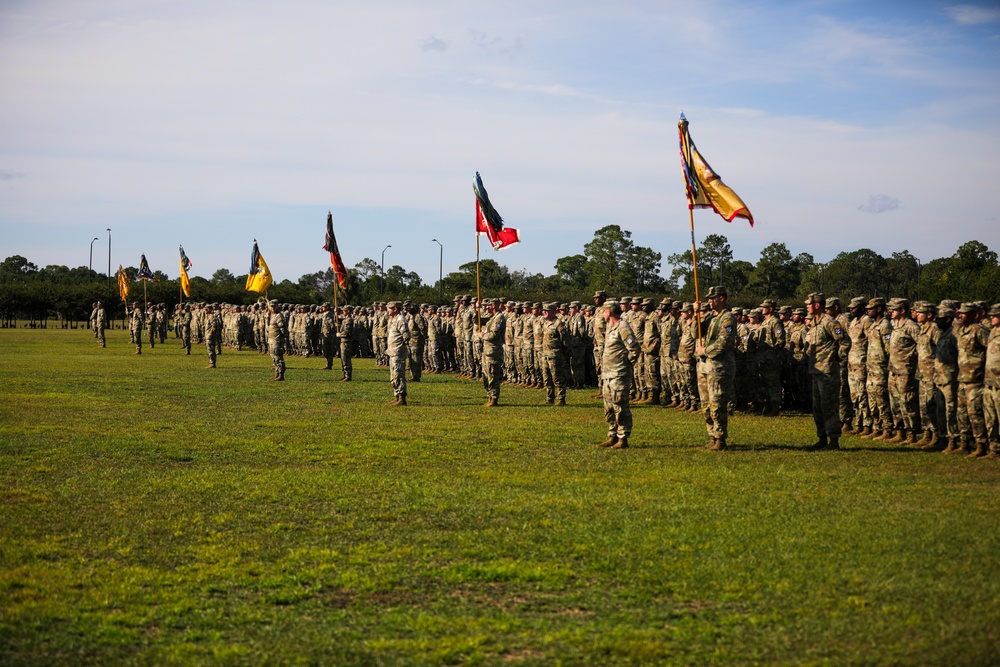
[475,218,482,331]
[688,206,702,342]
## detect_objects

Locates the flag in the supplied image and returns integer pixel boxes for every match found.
[137,254,155,280]
[117,265,130,303]
[246,240,273,293]
[474,171,521,250]
[323,212,349,290]
[179,245,192,298]
[678,114,754,226]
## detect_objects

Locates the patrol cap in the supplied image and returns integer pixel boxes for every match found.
[641,298,654,307]
[267,299,278,306]
[912,301,933,314]
[793,307,807,316]
[387,300,402,309]
[603,299,619,310]
[887,297,910,310]
[506,301,515,307]
[732,308,744,316]
[989,304,1000,317]
[621,296,632,304]
[849,296,867,309]
[659,298,672,307]
[706,286,727,298]
[937,306,955,319]
[957,302,978,314]
[759,298,777,309]
[569,301,581,308]
[681,302,693,312]
[825,297,841,308]
[593,290,607,298]
[804,292,825,305]
[671,300,683,309]
[533,302,543,309]
[749,308,762,319]
[778,305,793,315]
[939,299,960,310]
[866,297,885,309]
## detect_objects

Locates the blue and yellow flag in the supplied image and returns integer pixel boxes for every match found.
[678,114,753,226]
[246,240,273,294]
[137,254,154,280]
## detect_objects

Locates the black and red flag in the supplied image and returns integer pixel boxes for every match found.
[474,172,520,250]
[323,212,349,290]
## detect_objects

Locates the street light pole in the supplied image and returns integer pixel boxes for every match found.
[89,237,99,272]
[106,228,112,292]
[381,245,391,296]
[431,238,443,304]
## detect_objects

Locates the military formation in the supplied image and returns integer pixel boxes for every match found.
[93,291,1000,460]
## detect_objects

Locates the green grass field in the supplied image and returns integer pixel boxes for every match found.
[1,328,998,665]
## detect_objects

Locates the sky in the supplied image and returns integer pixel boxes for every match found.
[1,0,999,286]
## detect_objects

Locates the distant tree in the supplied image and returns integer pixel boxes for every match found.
[211,268,238,285]
[554,254,588,289]
[749,242,799,299]
[583,225,635,293]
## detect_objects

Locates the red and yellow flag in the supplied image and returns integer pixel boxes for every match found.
[323,212,349,290]
[678,115,754,226]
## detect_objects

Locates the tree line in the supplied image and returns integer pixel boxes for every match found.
[2,227,997,325]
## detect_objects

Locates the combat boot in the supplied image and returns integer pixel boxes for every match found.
[397,395,407,406]
[966,443,987,459]
[942,437,959,454]
[842,421,854,433]
[874,429,895,442]
[611,436,629,449]
[860,426,873,437]
[556,398,566,407]
[597,435,618,448]
[665,398,680,408]
[948,439,971,455]
[807,435,828,451]
[709,437,727,451]
[823,436,840,451]
[916,430,933,447]
[649,390,661,406]
[921,432,945,451]
[983,450,1000,460]
[905,431,921,446]
[388,396,400,405]
[885,429,907,444]
[485,397,498,407]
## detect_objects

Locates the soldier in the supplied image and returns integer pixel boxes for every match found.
[846,297,871,434]
[338,306,355,381]
[386,301,411,405]
[597,300,641,449]
[982,304,1000,460]
[826,298,853,428]
[865,298,893,440]
[146,304,159,348]
[95,301,106,348]
[129,302,144,354]
[757,298,786,416]
[89,302,99,338]
[540,302,570,405]
[319,305,336,370]
[407,302,427,382]
[883,298,920,444]
[567,301,588,389]
[677,303,699,412]
[478,298,506,407]
[656,300,675,407]
[158,303,168,344]
[267,300,286,381]
[954,303,989,457]
[934,305,960,452]
[804,292,847,450]
[592,290,608,398]
[638,298,662,405]
[696,286,737,450]
[373,302,388,366]
[913,301,941,448]
[204,304,222,368]
[178,304,192,355]
[426,305,443,374]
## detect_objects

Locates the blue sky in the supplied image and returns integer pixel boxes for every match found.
[1,0,998,286]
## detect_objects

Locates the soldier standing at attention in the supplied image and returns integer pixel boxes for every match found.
[567,301,588,389]
[204,304,222,368]
[130,302,144,354]
[846,297,871,434]
[884,298,921,445]
[954,303,989,457]
[913,302,941,448]
[146,305,158,349]
[982,304,1000,460]
[89,302,99,338]
[695,286,737,450]
[178,304,192,355]
[934,306,961,453]
[319,305,336,371]
[804,292,847,451]
[757,298,786,416]
[639,298,662,405]
[338,305,355,381]
[540,302,570,406]
[597,300,641,449]
[826,298,853,429]
[95,301,106,348]
[386,301,411,405]
[865,298,893,441]
[591,291,608,398]
[478,299,506,407]
[406,302,426,382]
[267,300,286,381]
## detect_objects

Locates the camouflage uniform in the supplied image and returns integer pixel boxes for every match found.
[339,308,355,381]
[591,292,608,395]
[205,307,222,368]
[639,299,662,405]
[267,302,286,380]
[954,304,989,455]
[696,287,737,448]
[480,302,506,406]
[983,305,1000,458]
[540,305,570,405]
[934,307,960,449]
[598,301,641,448]
[386,302,411,403]
[129,304,144,354]
[865,300,893,437]
[178,306,192,355]
[846,298,870,431]
[95,304,106,348]
[677,305,699,411]
[757,299,786,415]
[913,302,941,445]
[804,293,847,448]
[886,299,921,442]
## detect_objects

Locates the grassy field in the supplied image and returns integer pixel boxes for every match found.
[1,328,998,666]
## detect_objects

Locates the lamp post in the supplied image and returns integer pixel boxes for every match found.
[89,237,99,272]
[106,228,112,292]
[381,245,391,296]
[431,238,443,304]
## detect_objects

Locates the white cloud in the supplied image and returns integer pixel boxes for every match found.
[946,4,1000,25]
[857,194,901,214]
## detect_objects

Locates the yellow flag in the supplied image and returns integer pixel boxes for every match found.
[117,265,130,303]
[679,115,754,226]
[245,241,273,294]
[179,246,192,298]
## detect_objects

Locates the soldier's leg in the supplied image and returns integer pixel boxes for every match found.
[983,385,1000,456]
[542,359,556,403]
[341,343,352,380]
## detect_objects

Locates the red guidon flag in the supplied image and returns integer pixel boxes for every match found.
[474,172,520,250]
[323,212,349,290]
